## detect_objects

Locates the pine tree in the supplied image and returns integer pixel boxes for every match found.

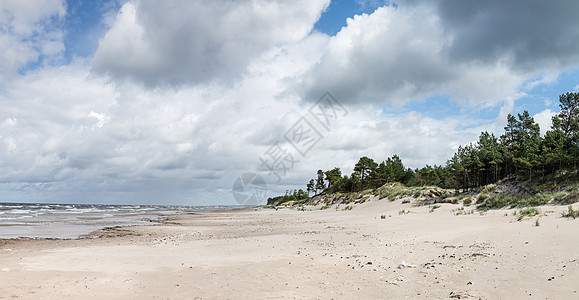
[515,111,542,179]
[354,156,377,190]
[552,92,579,170]
[306,179,315,196]
[324,167,342,192]
[315,169,326,193]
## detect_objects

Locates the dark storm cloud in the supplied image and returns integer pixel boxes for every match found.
[420,0,579,70]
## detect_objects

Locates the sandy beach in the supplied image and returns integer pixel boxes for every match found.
[1,200,578,299]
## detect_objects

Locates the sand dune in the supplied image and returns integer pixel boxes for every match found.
[1,200,578,299]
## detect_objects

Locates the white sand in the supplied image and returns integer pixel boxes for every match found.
[0,200,578,299]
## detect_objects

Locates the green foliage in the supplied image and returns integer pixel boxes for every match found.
[375,182,407,200]
[482,184,497,194]
[429,205,441,213]
[306,179,315,196]
[517,207,540,221]
[554,188,579,204]
[463,197,472,206]
[478,194,513,209]
[354,156,378,191]
[477,192,556,209]
[279,91,578,210]
[513,193,551,207]
[374,183,450,203]
[380,215,386,219]
[453,207,474,215]
[561,205,578,219]
[478,193,488,202]
[267,189,309,206]
[407,164,450,187]
[374,155,409,186]
[552,92,579,150]
[315,169,326,193]
[324,167,342,192]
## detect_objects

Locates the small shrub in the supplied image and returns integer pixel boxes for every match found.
[454,207,475,216]
[514,193,551,207]
[517,207,540,221]
[478,194,524,209]
[481,194,509,208]
[535,219,540,227]
[561,205,578,219]
[380,215,386,219]
[463,197,472,206]
[429,205,441,213]
[479,193,488,202]
[560,190,579,204]
[402,199,410,204]
[482,184,497,194]
[355,197,367,204]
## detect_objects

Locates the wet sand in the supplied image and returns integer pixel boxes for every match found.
[0,200,578,299]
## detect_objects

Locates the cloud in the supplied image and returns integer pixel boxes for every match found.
[0,28,486,205]
[0,30,332,204]
[92,0,330,86]
[415,0,579,72]
[300,5,519,106]
[301,1,579,107]
[533,109,556,136]
[0,0,66,81]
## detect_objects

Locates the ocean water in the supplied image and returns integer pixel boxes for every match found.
[0,202,233,239]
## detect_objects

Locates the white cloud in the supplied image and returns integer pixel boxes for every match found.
[0,27,486,205]
[0,28,333,204]
[0,0,66,81]
[92,0,330,86]
[300,5,528,107]
[302,1,579,108]
[533,109,556,136]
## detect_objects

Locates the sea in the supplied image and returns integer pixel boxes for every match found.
[0,202,236,239]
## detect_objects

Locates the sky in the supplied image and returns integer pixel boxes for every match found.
[1,0,579,206]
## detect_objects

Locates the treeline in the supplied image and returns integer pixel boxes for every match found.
[304,92,578,195]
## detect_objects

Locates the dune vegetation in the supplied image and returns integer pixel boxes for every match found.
[268,92,578,209]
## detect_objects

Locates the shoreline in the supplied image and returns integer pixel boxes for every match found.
[0,205,247,240]
[0,200,577,299]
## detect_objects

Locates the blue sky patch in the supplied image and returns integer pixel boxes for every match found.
[314,0,390,36]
